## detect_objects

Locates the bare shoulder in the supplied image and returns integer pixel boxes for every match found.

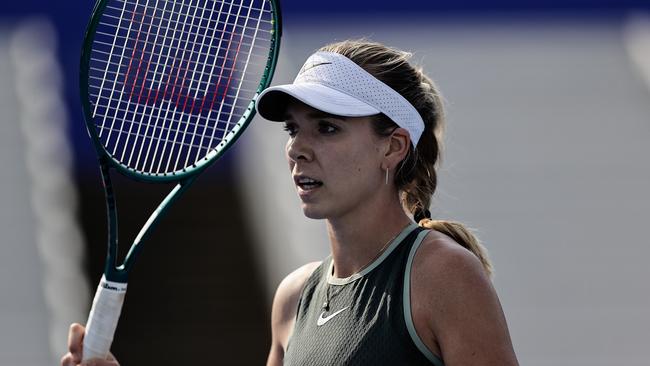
[412,230,490,291]
[410,230,519,365]
[270,262,321,351]
[273,261,322,319]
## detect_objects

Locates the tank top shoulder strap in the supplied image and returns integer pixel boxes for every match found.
[403,229,445,366]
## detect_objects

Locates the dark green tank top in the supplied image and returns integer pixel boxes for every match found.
[283,224,445,366]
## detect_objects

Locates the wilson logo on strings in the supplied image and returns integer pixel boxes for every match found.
[118,8,244,115]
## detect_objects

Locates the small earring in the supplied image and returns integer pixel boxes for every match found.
[385,167,389,185]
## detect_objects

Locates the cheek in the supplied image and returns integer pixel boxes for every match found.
[285,142,294,169]
[331,148,377,182]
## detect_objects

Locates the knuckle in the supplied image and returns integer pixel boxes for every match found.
[60,353,73,366]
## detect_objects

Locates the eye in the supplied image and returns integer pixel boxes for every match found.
[283,122,297,137]
[318,121,339,134]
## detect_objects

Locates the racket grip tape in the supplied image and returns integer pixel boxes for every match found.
[82,275,127,362]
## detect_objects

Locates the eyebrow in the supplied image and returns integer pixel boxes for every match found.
[282,110,347,121]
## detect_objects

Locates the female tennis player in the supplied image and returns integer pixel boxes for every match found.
[256,40,519,366]
[62,39,519,366]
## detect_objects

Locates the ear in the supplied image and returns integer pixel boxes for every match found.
[383,127,411,170]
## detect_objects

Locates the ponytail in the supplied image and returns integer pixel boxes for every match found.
[417,217,493,277]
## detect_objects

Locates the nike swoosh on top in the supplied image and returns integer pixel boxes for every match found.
[316,306,349,326]
[298,61,332,75]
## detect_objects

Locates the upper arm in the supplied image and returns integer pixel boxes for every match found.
[267,261,321,366]
[411,234,519,366]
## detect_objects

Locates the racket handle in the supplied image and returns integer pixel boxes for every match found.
[82,275,127,362]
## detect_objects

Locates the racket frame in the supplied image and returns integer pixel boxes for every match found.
[79,0,282,284]
[80,0,283,183]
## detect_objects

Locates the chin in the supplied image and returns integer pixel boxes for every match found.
[301,204,328,220]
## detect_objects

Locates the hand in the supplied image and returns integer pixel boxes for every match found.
[60,323,120,366]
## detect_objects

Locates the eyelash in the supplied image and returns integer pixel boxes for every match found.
[283,121,339,136]
[283,123,297,136]
[318,121,338,134]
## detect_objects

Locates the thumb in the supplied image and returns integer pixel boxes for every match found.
[68,323,85,358]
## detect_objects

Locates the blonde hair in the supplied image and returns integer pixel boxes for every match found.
[319,39,493,277]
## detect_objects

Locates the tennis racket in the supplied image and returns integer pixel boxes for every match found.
[79,0,281,361]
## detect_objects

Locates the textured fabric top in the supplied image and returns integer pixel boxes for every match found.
[283,225,444,366]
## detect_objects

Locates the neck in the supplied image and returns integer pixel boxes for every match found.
[326,193,412,278]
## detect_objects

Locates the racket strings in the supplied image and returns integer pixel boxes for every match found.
[88,0,275,175]
[91,98,248,141]
[128,0,226,171]
[91,34,272,61]
[89,65,265,92]
[88,75,264,105]
[104,0,274,20]
[96,122,231,151]
[89,39,268,115]
[99,8,274,39]
[119,0,215,172]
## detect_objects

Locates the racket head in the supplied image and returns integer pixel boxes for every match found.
[80,0,281,182]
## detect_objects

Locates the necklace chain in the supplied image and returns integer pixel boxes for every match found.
[322,223,410,311]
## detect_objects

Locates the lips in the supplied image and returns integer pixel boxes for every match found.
[294,175,323,191]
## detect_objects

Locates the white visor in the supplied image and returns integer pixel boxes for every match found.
[255,51,425,146]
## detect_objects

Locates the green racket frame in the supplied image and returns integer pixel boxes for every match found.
[79,0,282,283]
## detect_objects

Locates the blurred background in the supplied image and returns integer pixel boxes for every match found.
[1,1,649,365]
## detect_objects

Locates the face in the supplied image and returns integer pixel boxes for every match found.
[283,101,387,220]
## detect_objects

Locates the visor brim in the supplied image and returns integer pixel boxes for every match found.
[255,83,380,121]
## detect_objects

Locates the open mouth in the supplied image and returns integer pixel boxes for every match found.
[295,176,323,190]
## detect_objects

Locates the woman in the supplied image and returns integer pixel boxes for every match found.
[259,40,518,366]
[62,40,518,366]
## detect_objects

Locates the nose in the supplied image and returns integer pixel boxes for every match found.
[286,133,312,164]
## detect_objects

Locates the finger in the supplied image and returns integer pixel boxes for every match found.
[68,323,85,358]
[60,353,75,366]
[80,358,120,366]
